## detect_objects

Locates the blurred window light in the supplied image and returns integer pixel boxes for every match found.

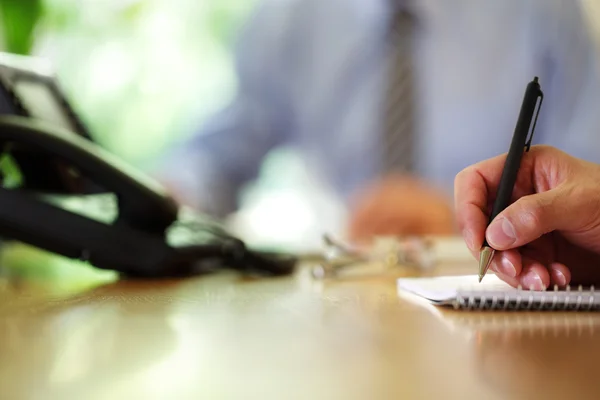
[26,0,257,166]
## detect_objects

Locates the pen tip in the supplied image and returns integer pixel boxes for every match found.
[478,247,495,283]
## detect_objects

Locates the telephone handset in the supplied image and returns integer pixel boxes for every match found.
[0,115,178,234]
[0,52,295,277]
[0,116,296,277]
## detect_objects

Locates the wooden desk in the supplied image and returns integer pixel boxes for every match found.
[1,253,599,400]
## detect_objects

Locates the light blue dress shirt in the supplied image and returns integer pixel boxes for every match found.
[162,0,600,218]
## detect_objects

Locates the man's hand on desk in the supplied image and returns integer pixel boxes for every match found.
[347,174,455,243]
[455,145,600,290]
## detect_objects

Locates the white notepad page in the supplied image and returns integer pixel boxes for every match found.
[397,274,600,310]
[397,274,508,302]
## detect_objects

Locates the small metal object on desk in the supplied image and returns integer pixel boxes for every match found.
[311,234,435,280]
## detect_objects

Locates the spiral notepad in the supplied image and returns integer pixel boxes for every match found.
[397,274,600,311]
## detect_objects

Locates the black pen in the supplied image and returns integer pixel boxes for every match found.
[479,77,544,282]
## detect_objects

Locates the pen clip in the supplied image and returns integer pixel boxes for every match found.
[525,90,544,152]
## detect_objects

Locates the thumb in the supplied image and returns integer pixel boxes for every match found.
[485,187,580,250]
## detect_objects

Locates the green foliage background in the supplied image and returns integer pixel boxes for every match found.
[0,0,257,168]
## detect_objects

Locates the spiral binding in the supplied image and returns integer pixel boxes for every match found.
[453,284,598,311]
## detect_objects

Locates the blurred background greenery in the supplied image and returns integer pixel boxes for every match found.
[0,0,258,167]
[0,0,261,284]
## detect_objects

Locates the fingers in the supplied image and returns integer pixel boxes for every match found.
[485,187,578,250]
[494,256,571,290]
[494,256,548,290]
[455,146,576,255]
[454,165,494,255]
[519,256,551,290]
[548,262,570,288]
[489,250,521,278]
[519,237,570,288]
[454,151,526,255]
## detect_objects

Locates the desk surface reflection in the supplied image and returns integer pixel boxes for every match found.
[1,255,599,400]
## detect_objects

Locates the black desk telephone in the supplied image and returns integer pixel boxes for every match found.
[0,52,295,278]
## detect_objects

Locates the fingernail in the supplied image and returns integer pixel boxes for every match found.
[554,270,566,287]
[500,257,517,277]
[487,218,516,248]
[522,272,545,291]
[489,260,500,273]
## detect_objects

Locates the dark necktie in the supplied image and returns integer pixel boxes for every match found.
[382,8,416,174]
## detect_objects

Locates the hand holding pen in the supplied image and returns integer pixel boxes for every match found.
[477,77,544,282]
[454,78,600,290]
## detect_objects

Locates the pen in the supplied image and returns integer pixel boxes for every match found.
[479,77,544,282]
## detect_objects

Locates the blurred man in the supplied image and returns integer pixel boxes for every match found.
[158,0,600,243]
